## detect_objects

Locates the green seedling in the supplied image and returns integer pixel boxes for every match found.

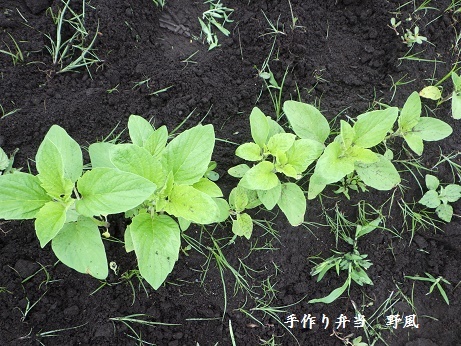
[307,105,400,199]
[396,91,452,155]
[152,0,166,8]
[198,0,233,50]
[451,71,461,119]
[418,174,461,222]
[0,147,19,174]
[0,33,24,66]
[388,17,402,35]
[90,115,229,289]
[228,101,328,234]
[405,273,451,304]
[334,172,368,200]
[309,217,381,304]
[402,26,427,47]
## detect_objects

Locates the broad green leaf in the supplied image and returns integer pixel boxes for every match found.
[283,101,330,143]
[193,178,223,197]
[436,204,453,222]
[228,164,250,178]
[267,133,296,155]
[312,142,355,183]
[0,147,9,170]
[419,86,442,100]
[128,115,155,147]
[178,217,191,231]
[130,213,180,289]
[35,201,67,247]
[399,91,421,133]
[286,139,324,173]
[36,139,73,198]
[276,163,299,178]
[239,161,279,191]
[308,279,349,304]
[249,107,269,147]
[235,142,263,161]
[52,217,108,279]
[452,93,461,120]
[277,183,306,226]
[403,132,424,155]
[419,190,441,208]
[0,173,51,219]
[307,173,328,200]
[232,213,253,239]
[356,217,382,239]
[340,120,355,149]
[163,124,215,185]
[355,154,400,190]
[347,147,378,164]
[425,174,440,191]
[353,107,398,148]
[413,118,453,141]
[124,225,134,252]
[144,125,168,158]
[89,142,117,168]
[42,125,83,183]
[164,184,219,224]
[452,71,461,92]
[443,184,461,202]
[267,117,285,138]
[257,182,281,210]
[229,186,249,212]
[76,168,157,217]
[213,198,230,223]
[110,143,165,186]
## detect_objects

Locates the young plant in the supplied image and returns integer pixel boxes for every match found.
[307,106,400,199]
[198,0,233,50]
[396,91,452,155]
[451,71,461,119]
[0,147,19,174]
[402,26,427,47]
[0,126,156,280]
[405,273,451,305]
[418,174,461,222]
[334,172,368,200]
[90,115,229,289]
[228,101,328,233]
[308,217,381,304]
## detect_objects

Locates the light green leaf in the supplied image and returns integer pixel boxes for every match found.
[340,120,355,149]
[164,184,219,224]
[419,86,442,100]
[257,182,281,210]
[35,201,68,247]
[413,118,453,141]
[267,117,285,138]
[229,186,249,212]
[249,107,269,147]
[267,133,296,155]
[128,115,155,147]
[89,142,117,168]
[42,125,83,183]
[110,143,165,186]
[239,161,279,191]
[52,217,108,280]
[436,204,453,222]
[235,142,263,161]
[307,173,328,200]
[425,174,440,191]
[277,163,299,178]
[347,147,378,164]
[399,91,421,133]
[0,173,51,219]
[355,154,400,190]
[232,213,253,239]
[277,183,306,226]
[76,168,157,217]
[213,198,230,223]
[124,225,134,252]
[178,217,191,231]
[403,132,424,155]
[356,217,382,239]
[0,147,9,170]
[283,100,330,143]
[286,139,324,173]
[353,107,398,148]
[419,190,441,208]
[228,164,250,178]
[312,141,355,183]
[452,71,461,92]
[193,178,223,197]
[452,93,461,120]
[163,124,215,185]
[36,139,74,198]
[130,213,180,289]
[308,279,349,304]
[443,184,461,202]
[143,125,168,158]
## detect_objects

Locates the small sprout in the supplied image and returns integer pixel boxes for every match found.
[109,261,118,275]
[402,26,427,47]
[102,230,111,238]
[389,17,401,35]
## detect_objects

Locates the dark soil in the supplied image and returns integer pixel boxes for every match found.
[1,0,461,345]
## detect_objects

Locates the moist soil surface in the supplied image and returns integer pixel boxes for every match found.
[1,1,461,345]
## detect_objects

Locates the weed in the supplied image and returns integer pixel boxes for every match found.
[152,0,166,8]
[0,102,21,118]
[405,273,451,304]
[198,0,233,50]
[0,33,24,65]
